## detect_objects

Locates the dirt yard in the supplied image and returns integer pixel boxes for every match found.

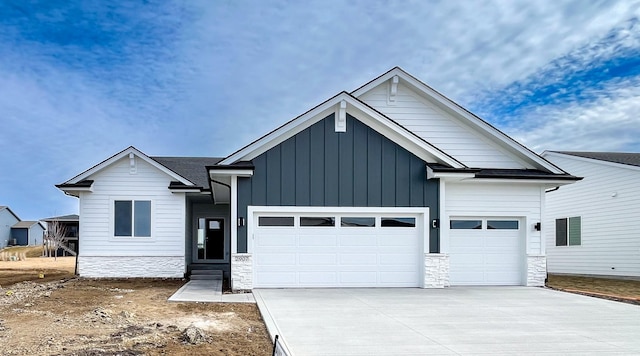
[547,274,640,304]
[0,258,272,355]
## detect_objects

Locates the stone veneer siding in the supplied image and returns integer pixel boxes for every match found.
[231,253,253,291]
[527,255,547,286]
[79,256,184,278]
[424,253,450,288]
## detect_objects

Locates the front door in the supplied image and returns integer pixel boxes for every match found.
[196,218,226,262]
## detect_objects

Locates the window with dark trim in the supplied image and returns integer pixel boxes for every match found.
[450,220,482,229]
[300,217,335,227]
[258,216,294,227]
[115,200,151,237]
[556,216,581,246]
[381,217,416,227]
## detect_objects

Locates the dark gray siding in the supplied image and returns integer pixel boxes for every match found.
[237,113,440,252]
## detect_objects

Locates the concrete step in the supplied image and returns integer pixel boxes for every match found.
[190,269,223,280]
[190,274,222,281]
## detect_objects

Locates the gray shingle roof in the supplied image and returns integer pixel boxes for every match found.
[42,214,79,222]
[556,151,640,168]
[12,221,43,228]
[150,157,224,189]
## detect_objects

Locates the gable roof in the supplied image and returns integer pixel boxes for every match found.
[0,206,20,221]
[351,67,566,174]
[59,146,196,187]
[218,91,465,168]
[41,214,79,222]
[12,221,45,229]
[150,156,223,189]
[549,151,640,168]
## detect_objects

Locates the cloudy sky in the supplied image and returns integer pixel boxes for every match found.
[0,0,638,220]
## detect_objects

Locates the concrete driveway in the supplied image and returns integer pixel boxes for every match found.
[254,287,640,355]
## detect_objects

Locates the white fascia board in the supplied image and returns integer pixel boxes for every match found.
[220,92,464,168]
[59,186,93,192]
[66,146,194,186]
[209,169,254,177]
[455,178,576,187]
[353,68,564,174]
[428,172,476,181]
[169,188,201,193]
[542,151,640,172]
[218,98,338,165]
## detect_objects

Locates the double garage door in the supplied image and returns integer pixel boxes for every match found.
[449,218,524,285]
[252,209,425,288]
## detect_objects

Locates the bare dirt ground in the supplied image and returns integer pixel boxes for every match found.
[547,274,640,305]
[0,258,272,355]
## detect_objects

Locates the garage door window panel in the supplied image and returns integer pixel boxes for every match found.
[450,220,482,229]
[381,217,416,227]
[258,216,294,227]
[300,217,335,227]
[487,220,519,230]
[341,217,375,227]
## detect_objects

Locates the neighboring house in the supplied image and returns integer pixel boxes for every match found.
[542,151,640,279]
[10,221,46,246]
[0,206,21,248]
[42,214,80,255]
[57,67,579,289]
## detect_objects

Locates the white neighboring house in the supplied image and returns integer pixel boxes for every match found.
[57,67,579,289]
[542,151,640,279]
[0,206,20,248]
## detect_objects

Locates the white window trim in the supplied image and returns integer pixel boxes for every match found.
[555,216,582,247]
[109,197,155,241]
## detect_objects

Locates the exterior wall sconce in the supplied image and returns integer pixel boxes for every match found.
[432,219,439,228]
[534,222,541,231]
[237,217,245,227]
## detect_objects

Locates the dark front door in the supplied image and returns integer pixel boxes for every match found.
[197,218,225,261]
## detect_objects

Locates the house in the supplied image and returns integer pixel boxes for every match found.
[0,206,21,248]
[56,67,579,289]
[10,221,45,246]
[542,151,640,279]
[42,214,80,255]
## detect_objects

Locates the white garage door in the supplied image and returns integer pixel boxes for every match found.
[449,218,523,285]
[252,210,424,288]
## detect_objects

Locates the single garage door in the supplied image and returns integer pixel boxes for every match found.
[449,218,523,285]
[252,211,424,288]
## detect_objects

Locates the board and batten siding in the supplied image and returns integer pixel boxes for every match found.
[444,182,544,255]
[237,113,439,253]
[78,156,186,261]
[359,83,528,169]
[544,154,640,278]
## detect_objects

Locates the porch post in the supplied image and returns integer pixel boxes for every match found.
[230,175,238,254]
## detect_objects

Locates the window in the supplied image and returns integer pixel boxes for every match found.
[555,217,581,246]
[487,220,519,230]
[114,200,151,237]
[300,217,335,227]
[258,216,294,227]
[381,217,416,227]
[450,220,482,229]
[341,217,375,227]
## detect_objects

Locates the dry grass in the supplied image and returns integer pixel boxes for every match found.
[547,274,640,303]
[1,245,45,258]
[0,256,76,286]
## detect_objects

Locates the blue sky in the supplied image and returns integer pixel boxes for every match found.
[0,0,638,220]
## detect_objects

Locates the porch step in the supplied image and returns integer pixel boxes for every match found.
[189,269,223,280]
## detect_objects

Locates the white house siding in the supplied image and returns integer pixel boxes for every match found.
[359,83,528,169]
[0,209,19,248]
[78,156,186,278]
[28,224,45,245]
[443,182,545,286]
[544,154,640,278]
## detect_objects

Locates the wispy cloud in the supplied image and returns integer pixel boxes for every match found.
[0,0,638,219]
